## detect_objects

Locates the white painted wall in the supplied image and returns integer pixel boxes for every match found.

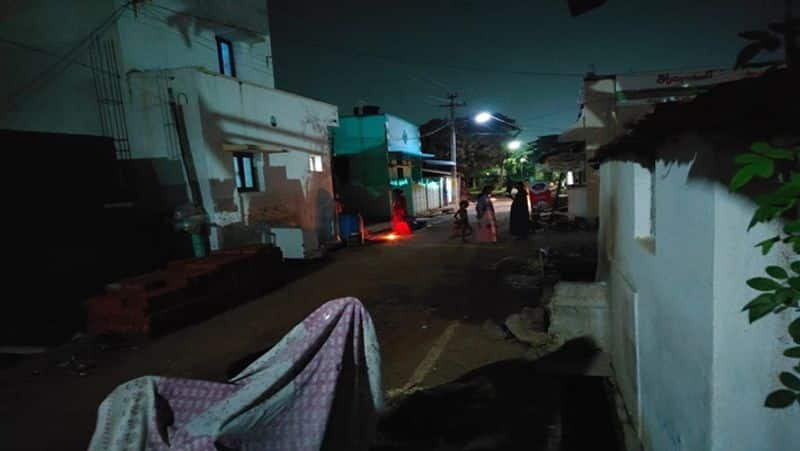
[602,133,717,450]
[0,0,273,140]
[710,186,800,451]
[602,132,800,451]
[560,77,638,220]
[115,0,273,89]
[128,67,338,254]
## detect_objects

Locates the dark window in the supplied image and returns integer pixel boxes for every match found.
[233,152,258,192]
[216,37,236,77]
[397,167,405,179]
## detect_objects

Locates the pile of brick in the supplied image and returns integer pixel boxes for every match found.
[87,245,284,336]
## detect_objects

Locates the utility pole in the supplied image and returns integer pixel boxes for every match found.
[784,0,795,68]
[439,93,465,205]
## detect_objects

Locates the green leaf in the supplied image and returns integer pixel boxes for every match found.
[748,205,785,230]
[764,389,797,408]
[731,165,756,191]
[751,158,775,178]
[756,236,781,255]
[791,261,800,274]
[775,288,796,304]
[750,141,794,160]
[785,347,800,358]
[747,277,782,291]
[743,293,778,322]
[750,301,777,322]
[780,372,800,390]
[767,266,789,279]
[784,221,800,235]
[742,293,775,311]
[791,317,800,344]
[734,153,766,165]
[751,143,795,160]
[789,277,800,291]
[735,153,771,166]
[751,141,772,154]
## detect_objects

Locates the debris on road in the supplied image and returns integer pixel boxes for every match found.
[488,256,543,275]
[481,319,510,341]
[502,274,541,292]
[505,307,557,355]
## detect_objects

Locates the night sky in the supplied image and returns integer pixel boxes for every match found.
[268,1,795,142]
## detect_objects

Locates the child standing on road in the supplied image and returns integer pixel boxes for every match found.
[452,200,473,242]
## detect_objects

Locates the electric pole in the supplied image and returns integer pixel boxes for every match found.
[440,93,465,205]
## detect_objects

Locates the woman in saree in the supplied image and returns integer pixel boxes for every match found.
[391,189,412,235]
[475,186,498,242]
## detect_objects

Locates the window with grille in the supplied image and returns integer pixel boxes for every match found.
[216,37,236,77]
[309,155,323,172]
[233,152,258,192]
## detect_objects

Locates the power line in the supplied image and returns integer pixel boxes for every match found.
[147,1,267,38]
[0,37,120,79]
[142,3,479,107]
[132,6,272,75]
[2,2,132,112]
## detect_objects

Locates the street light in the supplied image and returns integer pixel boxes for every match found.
[507,140,522,150]
[474,111,492,124]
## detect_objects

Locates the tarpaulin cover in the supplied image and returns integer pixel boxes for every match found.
[88,297,383,450]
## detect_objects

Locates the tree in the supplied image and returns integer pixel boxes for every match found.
[420,114,519,188]
[735,1,799,69]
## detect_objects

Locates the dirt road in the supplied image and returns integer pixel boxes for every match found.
[0,198,599,450]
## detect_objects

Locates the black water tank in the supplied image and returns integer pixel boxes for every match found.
[354,105,381,116]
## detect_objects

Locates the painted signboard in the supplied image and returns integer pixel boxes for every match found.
[615,65,776,103]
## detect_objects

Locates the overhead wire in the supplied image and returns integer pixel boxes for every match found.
[132,5,273,77]
[2,1,132,111]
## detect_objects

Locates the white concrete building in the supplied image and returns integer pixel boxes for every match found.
[595,70,799,451]
[0,0,338,258]
[558,66,773,222]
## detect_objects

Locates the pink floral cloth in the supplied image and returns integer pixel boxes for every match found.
[89,297,383,450]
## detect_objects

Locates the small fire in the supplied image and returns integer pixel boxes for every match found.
[385,233,398,241]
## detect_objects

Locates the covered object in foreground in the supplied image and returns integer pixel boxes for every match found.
[89,298,383,450]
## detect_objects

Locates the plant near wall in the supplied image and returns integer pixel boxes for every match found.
[731,141,800,409]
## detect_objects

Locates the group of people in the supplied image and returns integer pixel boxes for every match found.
[451,186,499,243]
[451,181,554,243]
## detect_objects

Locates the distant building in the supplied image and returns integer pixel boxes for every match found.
[594,69,799,451]
[332,107,453,222]
[558,65,775,221]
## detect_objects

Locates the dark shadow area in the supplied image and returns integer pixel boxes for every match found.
[333,151,393,223]
[373,337,620,450]
[1,129,191,345]
[595,68,800,192]
[222,256,338,378]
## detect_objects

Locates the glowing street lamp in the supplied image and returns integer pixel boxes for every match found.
[474,111,492,124]
[507,140,522,150]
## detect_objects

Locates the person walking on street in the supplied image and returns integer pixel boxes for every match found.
[510,181,530,239]
[391,189,411,235]
[475,186,498,243]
